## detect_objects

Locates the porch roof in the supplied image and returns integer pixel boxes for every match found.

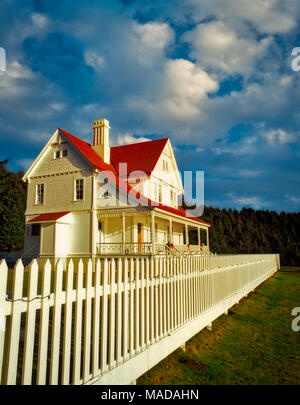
[28,211,70,223]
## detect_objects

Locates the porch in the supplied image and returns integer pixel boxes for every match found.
[94,208,210,256]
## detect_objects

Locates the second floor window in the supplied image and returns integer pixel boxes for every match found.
[75,179,84,200]
[36,184,44,204]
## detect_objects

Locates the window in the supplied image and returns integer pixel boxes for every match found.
[75,179,84,200]
[98,221,103,231]
[170,190,174,206]
[163,159,169,171]
[62,149,68,157]
[31,224,40,236]
[159,184,162,203]
[55,151,60,159]
[36,184,44,204]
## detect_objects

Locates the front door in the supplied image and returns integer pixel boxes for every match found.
[137,223,143,252]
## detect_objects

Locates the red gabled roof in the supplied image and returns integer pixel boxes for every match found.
[110,138,168,176]
[28,211,70,223]
[57,128,210,226]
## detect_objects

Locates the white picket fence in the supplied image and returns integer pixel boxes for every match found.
[0,253,279,385]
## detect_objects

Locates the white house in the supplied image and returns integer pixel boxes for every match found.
[22,119,210,260]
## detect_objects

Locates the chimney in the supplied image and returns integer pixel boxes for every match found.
[91,118,110,164]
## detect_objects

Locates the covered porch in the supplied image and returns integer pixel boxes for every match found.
[94,208,210,256]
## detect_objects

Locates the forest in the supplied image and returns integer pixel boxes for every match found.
[0,160,299,266]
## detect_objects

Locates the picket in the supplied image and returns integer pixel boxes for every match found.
[36,259,51,385]
[0,259,8,384]
[4,259,24,385]
[61,259,74,385]
[73,259,84,384]
[49,259,63,385]
[22,259,39,384]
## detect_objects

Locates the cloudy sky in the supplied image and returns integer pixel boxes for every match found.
[0,0,300,212]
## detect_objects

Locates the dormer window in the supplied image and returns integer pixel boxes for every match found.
[55,151,60,159]
[62,149,68,157]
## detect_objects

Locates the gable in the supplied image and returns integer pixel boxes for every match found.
[23,130,94,180]
[151,139,184,193]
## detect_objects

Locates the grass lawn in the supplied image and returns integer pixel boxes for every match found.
[137,267,300,385]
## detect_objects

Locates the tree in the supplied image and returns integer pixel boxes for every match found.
[0,160,27,251]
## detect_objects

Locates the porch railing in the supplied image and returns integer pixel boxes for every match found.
[97,242,152,255]
[96,242,211,255]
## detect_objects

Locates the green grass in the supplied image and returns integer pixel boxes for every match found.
[137,267,300,385]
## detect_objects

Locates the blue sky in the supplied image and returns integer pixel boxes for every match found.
[0,0,299,212]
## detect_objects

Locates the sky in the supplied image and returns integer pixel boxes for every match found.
[0,0,299,212]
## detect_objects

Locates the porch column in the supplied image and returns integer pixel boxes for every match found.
[151,211,155,255]
[197,227,201,245]
[169,218,173,243]
[206,228,209,249]
[185,223,189,245]
[121,212,126,254]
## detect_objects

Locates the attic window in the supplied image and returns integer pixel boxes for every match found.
[62,149,68,157]
[55,151,60,159]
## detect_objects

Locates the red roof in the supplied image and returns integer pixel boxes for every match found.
[59,129,118,175]
[111,138,168,176]
[28,211,70,223]
[58,128,210,226]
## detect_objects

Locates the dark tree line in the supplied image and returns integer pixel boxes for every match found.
[0,161,299,266]
[0,160,26,251]
[189,206,299,266]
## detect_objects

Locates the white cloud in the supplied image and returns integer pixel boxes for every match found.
[184,0,297,34]
[285,194,300,204]
[263,128,295,144]
[115,134,151,146]
[131,22,174,65]
[129,58,218,126]
[84,50,105,70]
[31,13,50,29]
[228,192,266,209]
[184,21,272,75]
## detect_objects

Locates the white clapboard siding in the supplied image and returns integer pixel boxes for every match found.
[0,254,279,386]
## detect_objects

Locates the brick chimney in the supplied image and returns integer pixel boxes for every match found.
[91,118,110,164]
